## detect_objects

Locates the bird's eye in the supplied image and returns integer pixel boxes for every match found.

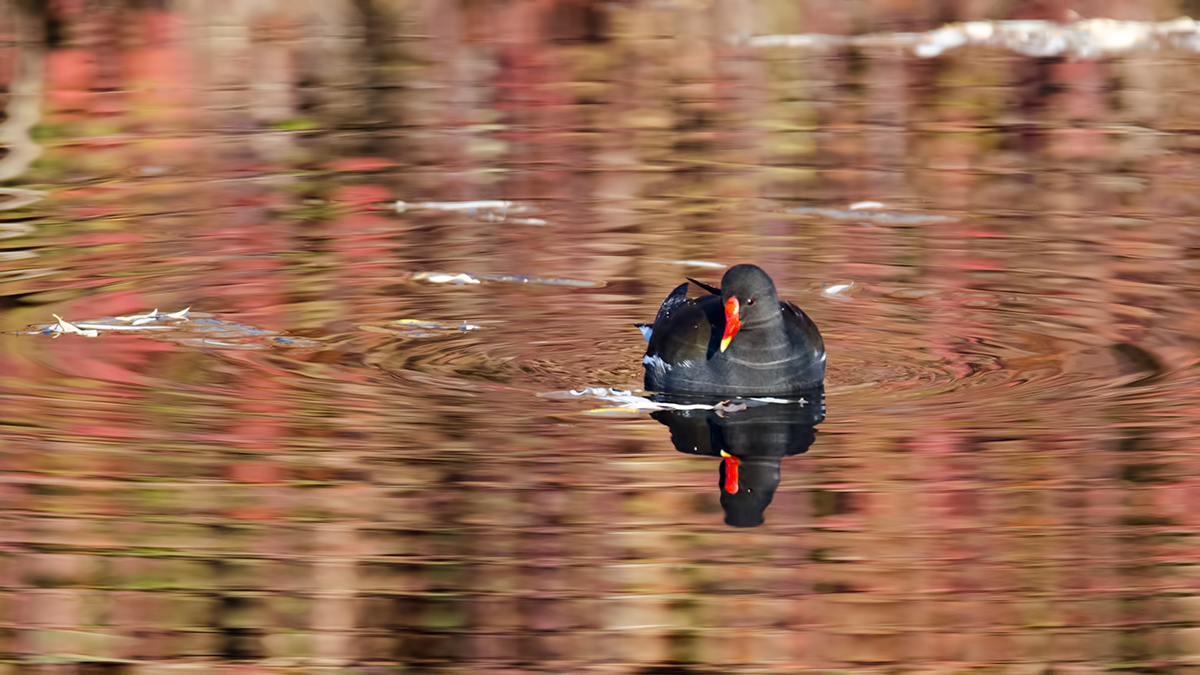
[747,298,755,306]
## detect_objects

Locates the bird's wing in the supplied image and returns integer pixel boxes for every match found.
[653,282,690,324]
[782,301,825,352]
[637,282,689,343]
[648,294,721,364]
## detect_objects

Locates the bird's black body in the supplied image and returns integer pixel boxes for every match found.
[640,264,825,396]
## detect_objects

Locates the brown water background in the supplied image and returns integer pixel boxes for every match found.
[3,0,1200,671]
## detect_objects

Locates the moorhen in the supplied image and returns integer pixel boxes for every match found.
[639,264,825,396]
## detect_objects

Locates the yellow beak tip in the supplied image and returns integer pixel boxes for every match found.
[719,337,732,352]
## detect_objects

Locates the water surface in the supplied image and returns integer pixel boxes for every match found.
[2,2,1200,671]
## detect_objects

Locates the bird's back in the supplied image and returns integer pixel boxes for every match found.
[643,297,824,396]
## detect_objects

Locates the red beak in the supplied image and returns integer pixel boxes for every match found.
[720,297,740,352]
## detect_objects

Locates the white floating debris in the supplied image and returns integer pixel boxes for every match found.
[360,318,483,339]
[849,201,886,211]
[823,282,854,296]
[51,314,99,338]
[116,309,158,321]
[16,309,319,352]
[412,271,481,285]
[546,387,807,414]
[72,322,173,331]
[381,318,483,334]
[569,387,633,397]
[36,307,197,337]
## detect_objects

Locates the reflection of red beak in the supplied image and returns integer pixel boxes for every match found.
[720,297,740,352]
[720,450,740,494]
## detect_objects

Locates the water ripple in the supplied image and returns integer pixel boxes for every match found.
[819,282,1142,406]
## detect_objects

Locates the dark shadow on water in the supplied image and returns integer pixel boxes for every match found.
[650,389,824,528]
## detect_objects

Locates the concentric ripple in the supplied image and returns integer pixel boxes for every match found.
[819,281,1136,406]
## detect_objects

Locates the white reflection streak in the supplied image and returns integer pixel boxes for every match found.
[395,199,550,225]
[395,200,534,214]
[748,17,1200,60]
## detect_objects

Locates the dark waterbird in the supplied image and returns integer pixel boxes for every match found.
[639,264,825,396]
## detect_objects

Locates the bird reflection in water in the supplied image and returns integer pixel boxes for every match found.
[650,389,824,528]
